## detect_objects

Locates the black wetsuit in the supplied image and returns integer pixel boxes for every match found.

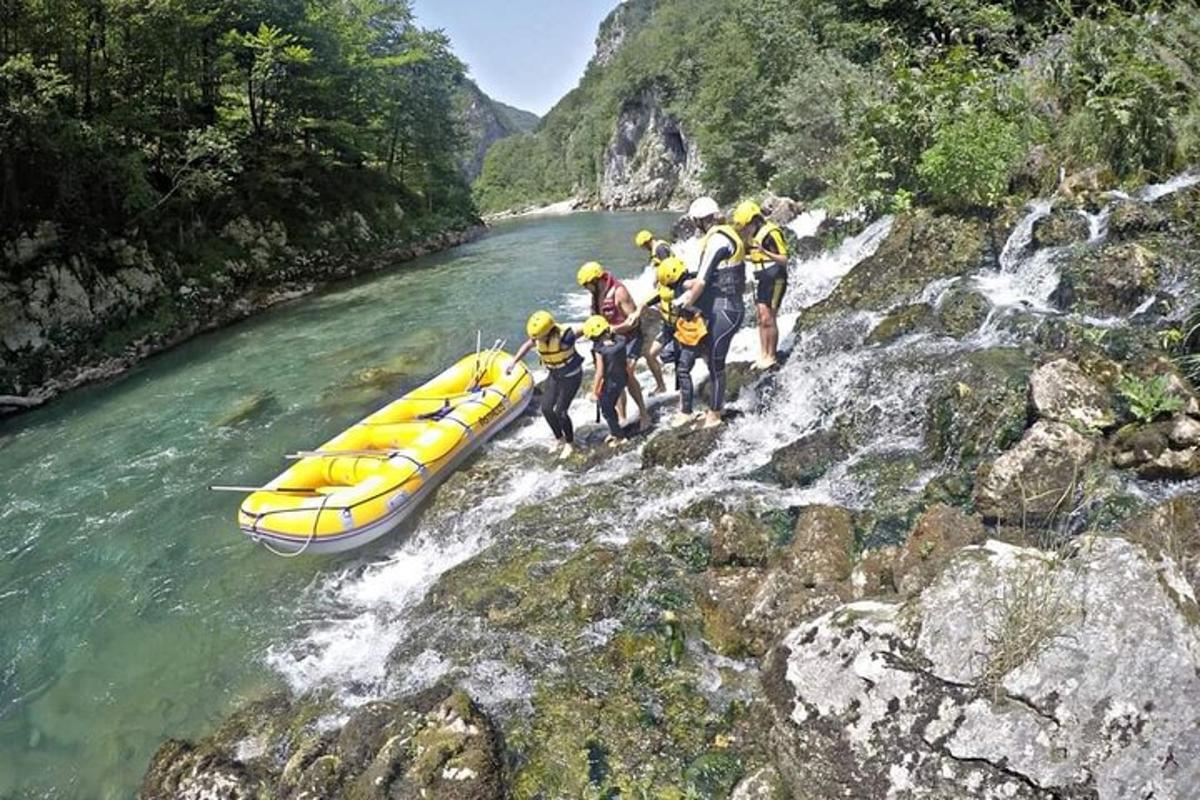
[593,334,629,437]
[695,228,745,413]
[539,329,584,443]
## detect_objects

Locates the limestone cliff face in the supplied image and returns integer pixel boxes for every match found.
[598,88,704,209]
[593,0,658,68]
[455,78,539,182]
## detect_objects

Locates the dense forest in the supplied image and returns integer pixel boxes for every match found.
[474,0,1200,214]
[0,0,476,271]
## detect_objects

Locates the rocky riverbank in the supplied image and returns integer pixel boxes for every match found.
[0,219,484,418]
[141,173,1200,799]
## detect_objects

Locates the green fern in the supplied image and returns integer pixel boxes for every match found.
[1117,374,1184,423]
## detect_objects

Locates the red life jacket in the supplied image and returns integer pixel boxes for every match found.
[594,272,628,326]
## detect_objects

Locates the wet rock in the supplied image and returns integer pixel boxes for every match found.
[1112,418,1200,481]
[894,504,986,596]
[1031,207,1090,248]
[1107,199,1168,241]
[766,537,1200,800]
[973,420,1100,524]
[1122,493,1200,595]
[1054,240,1163,317]
[711,511,778,568]
[935,286,990,338]
[642,424,723,470]
[730,764,787,799]
[700,506,856,657]
[140,687,502,800]
[865,303,936,346]
[848,546,899,600]
[924,347,1032,469]
[798,210,987,329]
[1029,358,1116,430]
[761,429,849,488]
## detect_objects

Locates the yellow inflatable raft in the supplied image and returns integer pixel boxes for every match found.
[238,351,533,555]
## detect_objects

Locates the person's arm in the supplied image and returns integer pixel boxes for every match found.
[592,351,604,399]
[613,287,640,334]
[505,337,535,374]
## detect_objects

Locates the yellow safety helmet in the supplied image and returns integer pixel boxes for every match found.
[733,200,762,228]
[526,310,556,339]
[577,261,605,287]
[634,230,654,248]
[656,256,687,287]
[582,315,611,340]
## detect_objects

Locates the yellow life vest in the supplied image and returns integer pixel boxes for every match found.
[702,224,746,266]
[536,327,577,370]
[748,222,788,268]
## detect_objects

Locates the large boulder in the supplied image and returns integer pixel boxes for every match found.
[798,210,987,330]
[974,420,1100,524]
[1029,358,1116,430]
[765,537,1200,799]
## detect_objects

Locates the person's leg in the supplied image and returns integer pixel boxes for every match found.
[600,381,626,438]
[756,302,771,368]
[674,344,698,424]
[540,373,565,443]
[706,303,745,426]
[555,369,583,445]
[645,347,667,394]
[624,360,649,429]
[766,275,787,364]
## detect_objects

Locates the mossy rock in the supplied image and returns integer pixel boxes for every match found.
[866,303,937,346]
[924,347,1033,469]
[757,428,850,488]
[643,424,723,470]
[797,209,988,331]
[1053,239,1165,317]
[1108,199,1169,241]
[936,286,991,339]
[1031,207,1090,248]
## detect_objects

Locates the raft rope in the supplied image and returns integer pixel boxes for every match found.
[254,493,331,558]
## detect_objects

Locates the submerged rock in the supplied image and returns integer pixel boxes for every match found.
[865,303,937,346]
[1029,358,1116,430]
[765,536,1200,800]
[973,420,1100,524]
[1054,240,1163,317]
[760,429,849,488]
[935,286,991,338]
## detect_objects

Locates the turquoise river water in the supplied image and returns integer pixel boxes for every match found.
[0,211,676,798]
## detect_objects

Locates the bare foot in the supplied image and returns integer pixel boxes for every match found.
[650,385,669,396]
[548,439,564,454]
[604,435,624,448]
[702,411,723,429]
[558,443,574,460]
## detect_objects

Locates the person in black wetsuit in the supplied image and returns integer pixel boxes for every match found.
[582,315,630,447]
[673,196,746,428]
[508,310,584,459]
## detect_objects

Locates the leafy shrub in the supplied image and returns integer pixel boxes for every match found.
[917,107,1025,209]
[1117,374,1184,423]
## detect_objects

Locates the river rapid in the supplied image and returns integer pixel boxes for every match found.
[0,211,675,798]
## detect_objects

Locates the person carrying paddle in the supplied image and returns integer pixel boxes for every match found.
[582,315,630,447]
[508,311,583,459]
[577,261,651,431]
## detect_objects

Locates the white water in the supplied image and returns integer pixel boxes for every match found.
[269,170,1198,709]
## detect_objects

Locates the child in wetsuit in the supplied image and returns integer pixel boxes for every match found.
[582,315,629,446]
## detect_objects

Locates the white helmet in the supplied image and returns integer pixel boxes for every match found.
[688,196,720,221]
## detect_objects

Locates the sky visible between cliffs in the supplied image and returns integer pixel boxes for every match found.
[412,0,617,115]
